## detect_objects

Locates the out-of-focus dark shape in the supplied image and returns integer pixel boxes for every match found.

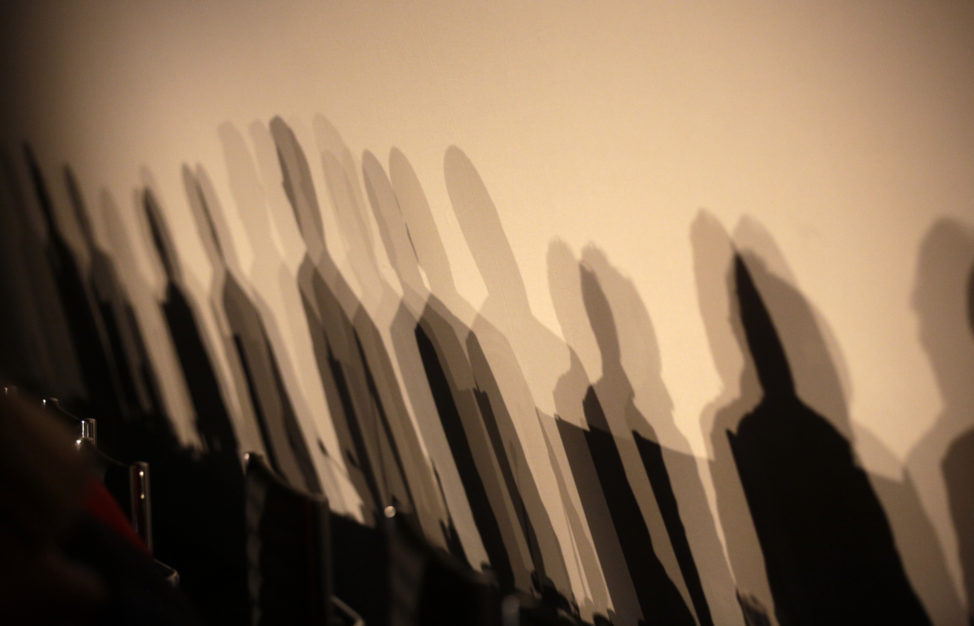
[244,452,332,626]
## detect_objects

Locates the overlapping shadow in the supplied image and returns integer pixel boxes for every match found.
[140,183,239,457]
[692,212,776,624]
[1,154,252,626]
[695,211,928,624]
[360,146,477,553]
[554,244,696,626]
[11,119,967,626]
[734,217,963,623]
[264,116,417,527]
[65,167,162,426]
[386,147,528,591]
[732,218,958,625]
[908,218,974,623]
[247,119,358,505]
[264,122,379,519]
[581,245,739,626]
[944,276,974,623]
[181,164,267,460]
[99,181,250,626]
[304,117,448,532]
[372,149,497,566]
[549,241,689,626]
[445,147,595,607]
[0,150,84,399]
[23,145,126,449]
[204,123,321,495]
[548,241,618,623]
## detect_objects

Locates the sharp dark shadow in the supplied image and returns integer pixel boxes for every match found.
[582,244,736,626]
[577,258,696,626]
[729,249,929,625]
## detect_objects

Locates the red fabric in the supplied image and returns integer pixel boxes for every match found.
[82,478,149,554]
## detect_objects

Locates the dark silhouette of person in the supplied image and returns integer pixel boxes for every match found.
[728,252,928,625]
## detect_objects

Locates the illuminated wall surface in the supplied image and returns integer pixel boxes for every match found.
[1,2,972,624]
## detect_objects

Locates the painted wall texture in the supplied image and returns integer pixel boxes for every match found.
[1,2,972,624]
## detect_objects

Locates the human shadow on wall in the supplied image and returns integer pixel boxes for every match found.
[697,213,928,624]
[0,151,84,399]
[23,146,126,446]
[943,264,974,624]
[140,182,240,457]
[908,218,974,623]
[581,244,742,626]
[383,144,538,593]
[301,116,442,530]
[442,147,600,613]
[548,241,627,623]
[86,181,251,626]
[263,117,384,518]
[360,145,483,556]
[265,116,415,528]
[446,146,605,609]
[0,158,47,388]
[734,218,960,625]
[65,168,163,428]
[691,212,773,624]
[188,124,320,495]
[548,241,692,626]
[579,252,696,625]
[181,165,268,462]
[442,149,557,595]
[271,122,492,624]
[383,146,528,592]
[97,190,172,438]
[267,118,379,519]
[250,119,372,513]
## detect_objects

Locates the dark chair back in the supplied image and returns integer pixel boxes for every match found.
[44,396,153,550]
[244,452,331,626]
